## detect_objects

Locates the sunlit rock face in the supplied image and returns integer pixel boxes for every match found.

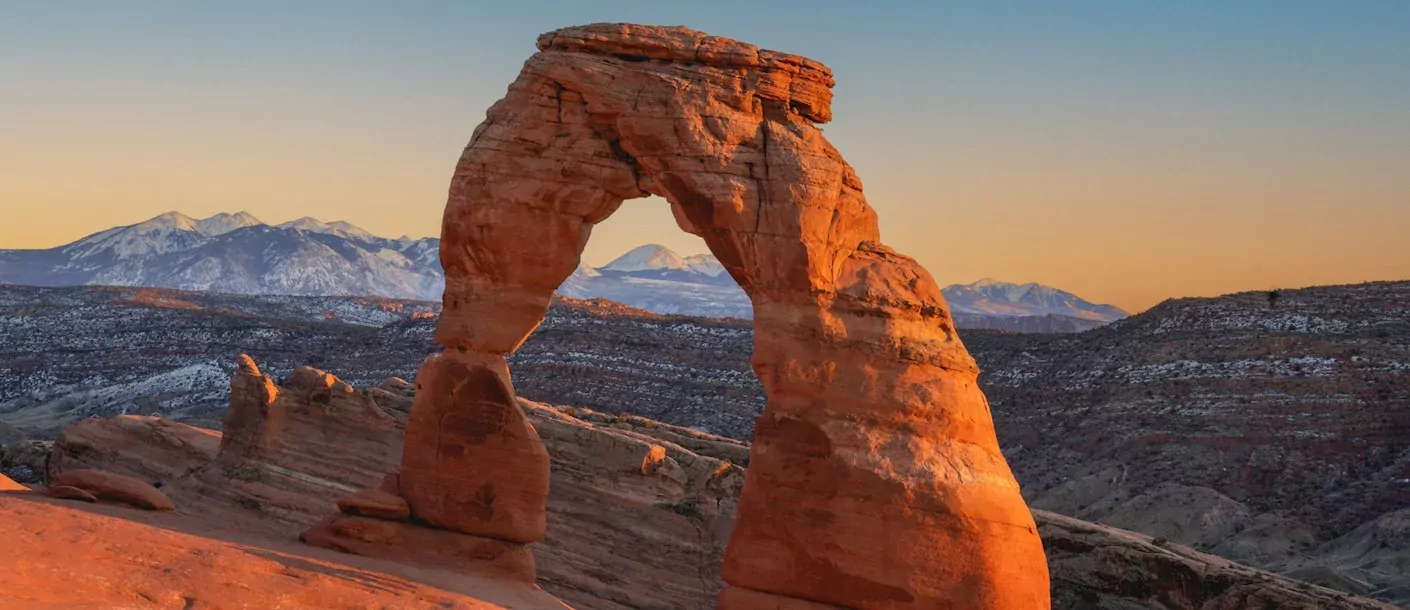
[411,22,1050,608]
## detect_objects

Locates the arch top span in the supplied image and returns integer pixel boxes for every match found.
[404,23,1050,610]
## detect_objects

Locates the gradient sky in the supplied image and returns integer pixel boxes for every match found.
[2,2,1407,311]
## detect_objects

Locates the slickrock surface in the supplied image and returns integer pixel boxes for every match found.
[0,494,569,609]
[524,400,746,607]
[38,393,1394,610]
[303,512,540,584]
[49,468,174,511]
[423,22,1048,608]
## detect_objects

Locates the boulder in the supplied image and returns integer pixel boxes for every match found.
[49,469,174,511]
[337,489,410,521]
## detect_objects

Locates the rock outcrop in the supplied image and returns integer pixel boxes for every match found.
[48,469,174,511]
[161,358,726,607]
[178,356,405,529]
[47,415,219,486]
[1038,510,1393,609]
[404,22,1049,608]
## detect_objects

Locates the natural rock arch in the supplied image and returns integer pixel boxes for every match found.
[398,23,1050,609]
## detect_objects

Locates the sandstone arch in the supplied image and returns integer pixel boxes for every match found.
[401,23,1050,609]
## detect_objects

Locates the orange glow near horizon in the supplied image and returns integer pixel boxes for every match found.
[2,3,1407,313]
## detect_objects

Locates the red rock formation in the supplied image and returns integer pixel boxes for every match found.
[184,356,405,528]
[399,354,550,543]
[409,22,1049,608]
[48,415,219,485]
[48,469,174,511]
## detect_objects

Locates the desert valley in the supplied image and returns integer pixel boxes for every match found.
[2,8,1408,610]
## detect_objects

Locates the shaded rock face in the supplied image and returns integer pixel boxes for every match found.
[164,359,743,608]
[48,415,219,486]
[416,22,1048,608]
[1038,510,1392,610]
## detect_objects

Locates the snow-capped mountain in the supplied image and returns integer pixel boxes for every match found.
[0,211,444,300]
[592,245,738,287]
[276,217,381,243]
[941,278,1129,322]
[559,245,751,318]
[600,244,690,273]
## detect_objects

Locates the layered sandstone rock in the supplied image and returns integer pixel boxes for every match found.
[48,415,219,485]
[181,356,405,528]
[418,22,1048,608]
[144,360,729,606]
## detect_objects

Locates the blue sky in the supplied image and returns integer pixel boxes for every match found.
[3,1,1407,309]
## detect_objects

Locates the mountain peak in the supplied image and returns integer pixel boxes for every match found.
[602,244,690,273]
[195,211,265,236]
[683,253,725,277]
[943,279,1128,323]
[136,211,200,231]
[276,217,378,242]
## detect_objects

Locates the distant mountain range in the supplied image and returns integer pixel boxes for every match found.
[942,279,1129,332]
[0,212,1128,332]
[0,212,445,300]
[564,246,1130,330]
